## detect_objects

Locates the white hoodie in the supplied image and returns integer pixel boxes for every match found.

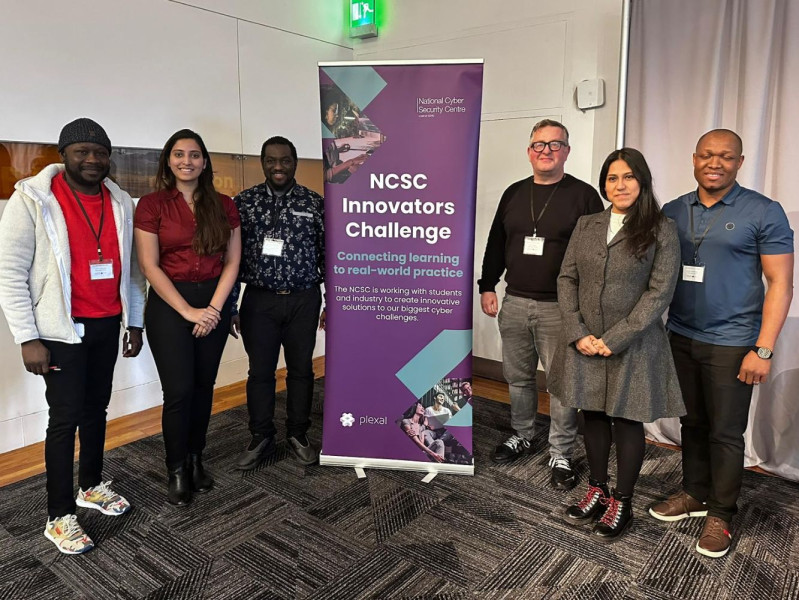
[0,164,146,344]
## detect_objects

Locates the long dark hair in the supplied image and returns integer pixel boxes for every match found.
[599,147,665,259]
[402,402,424,421]
[155,129,230,255]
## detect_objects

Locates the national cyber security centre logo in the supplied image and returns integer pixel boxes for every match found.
[416,95,467,118]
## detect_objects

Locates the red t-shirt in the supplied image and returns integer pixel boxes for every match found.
[51,172,122,318]
[134,188,240,282]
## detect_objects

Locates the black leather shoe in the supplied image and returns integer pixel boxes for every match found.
[565,479,610,523]
[288,434,318,466]
[235,435,275,471]
[593,489,633,541]
[167,464,192,506]
[188,453,213,493]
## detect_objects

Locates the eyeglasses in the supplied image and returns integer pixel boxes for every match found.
[530,140,567,153]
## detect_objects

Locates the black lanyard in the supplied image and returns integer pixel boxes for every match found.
[530,178,561,237]
[266,184,291,238]
[67,177,106,261]
[688,200,727,264]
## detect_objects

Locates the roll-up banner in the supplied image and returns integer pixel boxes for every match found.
[319,60,483,475]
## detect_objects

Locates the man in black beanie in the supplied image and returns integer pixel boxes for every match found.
[0,118,146,554]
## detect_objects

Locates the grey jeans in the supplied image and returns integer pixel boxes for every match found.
[497,293,577,458]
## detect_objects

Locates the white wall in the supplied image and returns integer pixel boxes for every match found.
[351,0,623,363]
[0,0,625,452]
[0,0,351,453]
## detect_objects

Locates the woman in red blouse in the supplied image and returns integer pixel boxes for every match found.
[134,129,241,505]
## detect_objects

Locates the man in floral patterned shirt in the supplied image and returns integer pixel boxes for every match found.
[229,136,325,469]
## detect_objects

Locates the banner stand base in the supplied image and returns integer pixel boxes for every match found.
[320,452,474,476]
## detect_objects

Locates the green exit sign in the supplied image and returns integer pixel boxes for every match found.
[350,0,377,38]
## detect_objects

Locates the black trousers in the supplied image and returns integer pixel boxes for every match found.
[670,332,753,522]
[239,286,321,439]
[42,315,121,519]
[145,280,231,470]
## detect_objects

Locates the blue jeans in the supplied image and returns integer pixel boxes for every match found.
[497,293,576,458]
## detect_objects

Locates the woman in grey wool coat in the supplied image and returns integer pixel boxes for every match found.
[548,148,684,541]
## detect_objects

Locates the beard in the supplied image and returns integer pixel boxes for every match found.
[64,163,110,191]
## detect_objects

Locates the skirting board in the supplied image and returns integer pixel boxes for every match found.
[319,453,474,476]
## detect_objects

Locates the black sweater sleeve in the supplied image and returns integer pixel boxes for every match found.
[477,183,516,293]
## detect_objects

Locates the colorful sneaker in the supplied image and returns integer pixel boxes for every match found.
[76,481,131,516]
[696,516,733,558]
[44,514,94,555]
[649,490,707,522]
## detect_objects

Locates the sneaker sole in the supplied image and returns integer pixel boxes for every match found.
[695,541,730,558]
[44,529,94,555]
[492,449,533,464]
[492,454,524,464]
[648,507,708,522]
[551,477,577,491]
[75,498,130,516]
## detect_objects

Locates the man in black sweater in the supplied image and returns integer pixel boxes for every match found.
[478,119,604,489]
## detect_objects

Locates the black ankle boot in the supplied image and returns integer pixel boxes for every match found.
[167,464,192,506]
[565,479,610,523]
[593,489,633,541]
[189,453,213,493]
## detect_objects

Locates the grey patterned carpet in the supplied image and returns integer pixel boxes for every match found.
[1,380,798,599]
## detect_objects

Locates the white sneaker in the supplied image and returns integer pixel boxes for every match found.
[44,514,94,554]
[76,480,131,516]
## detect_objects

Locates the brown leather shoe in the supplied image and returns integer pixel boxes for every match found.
[696,516,732,558]
[649,491,707,522]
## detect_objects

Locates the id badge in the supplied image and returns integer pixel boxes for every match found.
[89,259,114,280]
[682,264,705,283]
[523,236,545,256]
[262,237,284,257]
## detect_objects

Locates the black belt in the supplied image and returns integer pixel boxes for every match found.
[249,285,314,295]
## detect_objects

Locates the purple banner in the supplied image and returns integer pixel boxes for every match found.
[319,61,483,475]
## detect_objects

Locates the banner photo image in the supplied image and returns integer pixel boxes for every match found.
[319,60,483,475]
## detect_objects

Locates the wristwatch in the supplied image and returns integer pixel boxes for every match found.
[752,346,773,360]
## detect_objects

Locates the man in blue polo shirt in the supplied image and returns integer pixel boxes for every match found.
[650,129,794,558]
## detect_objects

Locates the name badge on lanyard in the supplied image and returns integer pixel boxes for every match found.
[523,236,545,255]
[89,259,114,280]
[262,237,284,257]
[526,178,560,258]
[67,177,113,282]
[682,264,705,283]
[686,201,726,285]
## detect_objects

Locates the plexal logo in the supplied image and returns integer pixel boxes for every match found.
[340,413,355,427]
